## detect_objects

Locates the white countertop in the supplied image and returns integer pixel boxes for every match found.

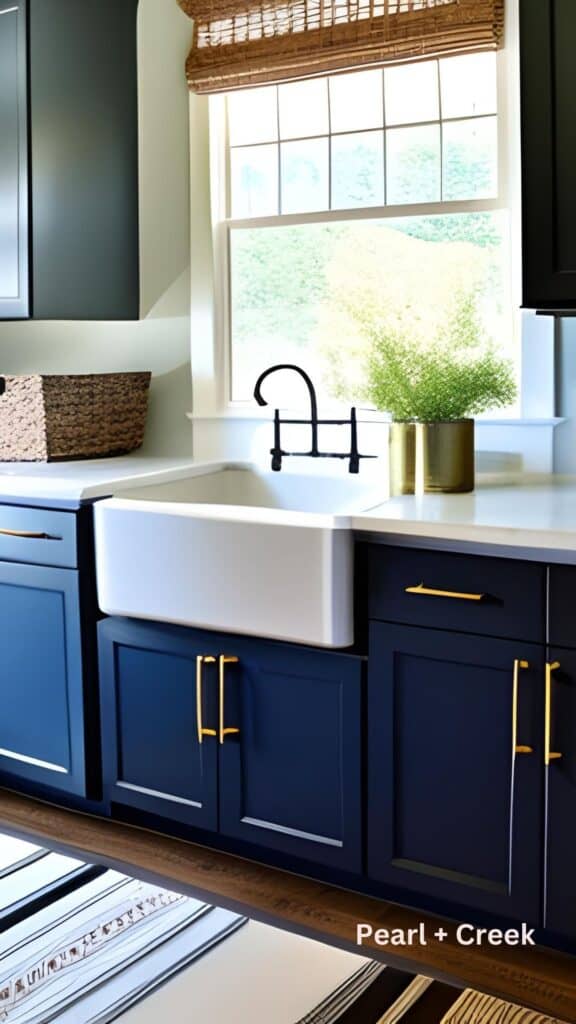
[3,458,576,555]
[353,475,576,552]
[0,455,198,501]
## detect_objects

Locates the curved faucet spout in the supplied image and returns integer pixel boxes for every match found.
[253,363,319,425]
[253,362,368,474]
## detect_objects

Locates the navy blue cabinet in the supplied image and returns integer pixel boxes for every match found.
[98,619,219,830]
[98,618,364,872]
[217,636,362,871]
[367,623,544,922]
[0,561,89,796]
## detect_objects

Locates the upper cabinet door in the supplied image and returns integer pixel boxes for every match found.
[28,0,139,320]
[368,623,544,922]
[218,638,364,873]
[521,0,576,309]
[0,2,29,319]
[98,618,219,831]
[0,0,139,322]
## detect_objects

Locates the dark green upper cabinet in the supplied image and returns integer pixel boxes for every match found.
[521,0,576,310]
[0,2,28,318]
[0,0,139,321]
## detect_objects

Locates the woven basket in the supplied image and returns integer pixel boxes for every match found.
[0,373,152,462]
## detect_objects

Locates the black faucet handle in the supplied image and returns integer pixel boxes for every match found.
[270,408,283,471]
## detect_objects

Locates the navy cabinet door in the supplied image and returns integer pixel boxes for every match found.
[0,1,28,318]
[368,624,544,921]
[218,638,363,872]
[0,562,86,795]
[99,619,218,830]
[544,648,576,939]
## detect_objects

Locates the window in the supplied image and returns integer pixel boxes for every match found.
[211,53,516,413]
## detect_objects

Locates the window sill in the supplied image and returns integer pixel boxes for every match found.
[187,411,564,427]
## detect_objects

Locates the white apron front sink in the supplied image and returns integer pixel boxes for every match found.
[94,462,385,647]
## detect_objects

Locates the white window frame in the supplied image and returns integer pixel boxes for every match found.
[190,0,556,428]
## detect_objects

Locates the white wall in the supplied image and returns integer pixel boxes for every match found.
[0,0,193,457]
[555,318,576,472]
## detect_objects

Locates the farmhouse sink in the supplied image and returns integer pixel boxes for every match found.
[94,462,385,647]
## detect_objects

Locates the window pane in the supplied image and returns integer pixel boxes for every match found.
[331,132,384,209]
[231,144,278,217]
[281,139,329,214]
[329,70,383,132]
[440,53,497,119]
[386,125,441,205]
[230,224,338,401]
[227,86,278,145]
[384,62,439,125]
[230,213,515,413]
[443,117,498,200]
[279,79,329,139]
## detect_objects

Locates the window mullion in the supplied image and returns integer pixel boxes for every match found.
[225,197,507,232]
[437,59,444,202]
[275,86,281,216]
[382,68,387,207]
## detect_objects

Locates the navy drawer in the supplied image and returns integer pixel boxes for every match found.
[0,505,77,568]
[368,545,545,643]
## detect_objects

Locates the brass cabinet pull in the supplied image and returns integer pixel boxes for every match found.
[512,659,533,756]
[0,528,60,540]
[405,582,486,602]
[545,661,563,766]
[196,655,217,744]
[219,655,240,745]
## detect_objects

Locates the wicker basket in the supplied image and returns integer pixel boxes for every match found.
[0,373,152,462]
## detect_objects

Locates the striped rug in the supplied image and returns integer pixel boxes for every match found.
[297,965,569,1024]
[440,990,566,1024]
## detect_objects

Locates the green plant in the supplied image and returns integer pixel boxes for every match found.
[362,292,517,421]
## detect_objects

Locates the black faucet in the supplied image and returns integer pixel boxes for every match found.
[253,363,374,474]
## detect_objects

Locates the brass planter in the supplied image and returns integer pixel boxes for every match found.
[390,419,475,494]
[389,421,416,495]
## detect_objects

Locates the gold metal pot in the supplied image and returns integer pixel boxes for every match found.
[389,421,416,494]
[389,419,475,494]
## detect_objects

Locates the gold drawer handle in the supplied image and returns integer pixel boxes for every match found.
[219,655,240,745]
[0,528,61,540]
[512,659,533,756]
[545,661,563,766]
[405,583,486,602]
[196,655,217,744]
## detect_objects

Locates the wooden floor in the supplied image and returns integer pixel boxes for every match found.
[0,788,574,1022]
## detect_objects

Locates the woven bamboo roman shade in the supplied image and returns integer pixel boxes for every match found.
[177,0,504,94]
